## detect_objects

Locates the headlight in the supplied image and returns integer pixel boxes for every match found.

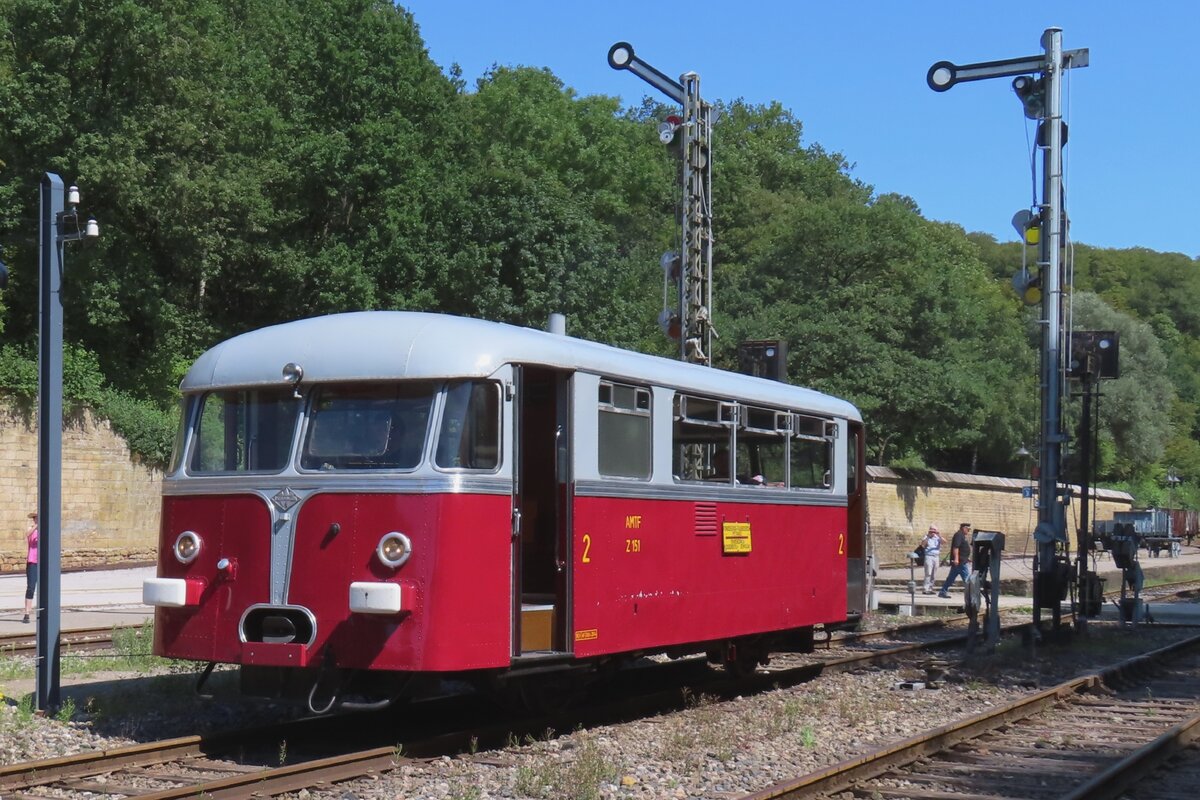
[376,531,412,568]
[173,531,202,564]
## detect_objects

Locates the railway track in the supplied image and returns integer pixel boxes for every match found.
[0,624,133,655]
[741,631,1200,799]
[1136,576,1200,601]
[0,617,1016,798]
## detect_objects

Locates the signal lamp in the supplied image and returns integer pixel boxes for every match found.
[1012,268,1042,305]
[1012,75,1046,120]
[658,114,683,144]
[658,309,681,340]
[1011,209,1041,246]
[660,250,680,281]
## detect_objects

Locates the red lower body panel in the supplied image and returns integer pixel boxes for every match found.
[570,496,847,658]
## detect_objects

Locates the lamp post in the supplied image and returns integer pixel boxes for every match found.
[36,172,99,711]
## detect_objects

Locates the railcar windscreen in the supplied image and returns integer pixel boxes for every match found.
[300,382,434,471]
[190,389,301,473]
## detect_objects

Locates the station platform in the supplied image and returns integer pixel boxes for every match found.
[874,543,1200,617]
[0,564,155,637]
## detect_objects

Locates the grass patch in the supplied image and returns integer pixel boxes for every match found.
[0,621,189,686]
[512,736,616,800]
[1144,574,1200,588]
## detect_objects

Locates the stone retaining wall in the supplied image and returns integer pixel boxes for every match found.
[867,465,1135,565]
[0,401,160,573]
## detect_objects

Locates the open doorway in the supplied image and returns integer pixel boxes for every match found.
[513,366,571,656]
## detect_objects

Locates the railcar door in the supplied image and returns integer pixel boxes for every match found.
[844,421,869,622]
[512,365,573,657]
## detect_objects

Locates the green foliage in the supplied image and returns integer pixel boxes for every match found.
[0,345,175,467]
[0,343,36,394]
[95,388,178,467]
[714,106,1035,470]
[1068,292,1174,479]
[1,2,1197,492]
[973,234,1200,501]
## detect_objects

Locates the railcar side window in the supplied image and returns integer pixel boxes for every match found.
[598,381,652,479]
[436,381,500,470]
[791,413,835,489]
[673,394,735,483]
[190,389,300,473]
[736,405,787,487]
[300,383,434,471]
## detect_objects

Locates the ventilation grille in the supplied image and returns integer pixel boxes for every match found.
[694,502,718,536]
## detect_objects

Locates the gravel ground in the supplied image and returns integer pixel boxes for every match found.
[1,618,1196,800]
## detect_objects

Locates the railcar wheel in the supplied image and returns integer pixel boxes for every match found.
[716,637,766,677]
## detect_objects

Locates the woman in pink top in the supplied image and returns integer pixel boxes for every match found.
[24,511,38,624]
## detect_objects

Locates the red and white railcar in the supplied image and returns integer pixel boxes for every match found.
[144,311,868,708]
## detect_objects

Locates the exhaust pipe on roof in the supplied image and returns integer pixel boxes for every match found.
[548,313,566,336]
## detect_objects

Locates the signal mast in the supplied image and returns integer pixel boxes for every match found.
[929,28,1089,636]
[608,42,714,365]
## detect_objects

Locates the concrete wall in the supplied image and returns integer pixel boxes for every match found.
[0,401,1137,573]
[0,401,161,573]
[867,465,1135,565]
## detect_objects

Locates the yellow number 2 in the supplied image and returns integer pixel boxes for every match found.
[838,533,845,555]
[581,533,592,564]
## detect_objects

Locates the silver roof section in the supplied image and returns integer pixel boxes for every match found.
[181,311,861,421]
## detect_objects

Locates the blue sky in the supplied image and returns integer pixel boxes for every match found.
[402,2,1199,257]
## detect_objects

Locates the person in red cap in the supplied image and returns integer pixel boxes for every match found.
[23,511,38,623]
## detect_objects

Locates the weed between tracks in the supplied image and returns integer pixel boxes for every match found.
[0,620,216,733]
[512,736,617,800]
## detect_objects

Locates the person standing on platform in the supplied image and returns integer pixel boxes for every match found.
[938,522,972,598]
[23,511,38,623]
[920,525,942,594]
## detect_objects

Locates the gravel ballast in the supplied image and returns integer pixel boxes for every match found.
[2,620,1195,799]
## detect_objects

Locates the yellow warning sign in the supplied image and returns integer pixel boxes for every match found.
[574,628,599,642]
[722,522,752,554]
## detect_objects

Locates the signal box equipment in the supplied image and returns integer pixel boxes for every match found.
[737,339,788,383]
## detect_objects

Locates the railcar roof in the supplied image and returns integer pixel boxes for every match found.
[181,311,861,420]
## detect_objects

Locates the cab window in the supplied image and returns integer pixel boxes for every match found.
[436,381,500,470]
[190,389,300,473]
[300,383,434,470]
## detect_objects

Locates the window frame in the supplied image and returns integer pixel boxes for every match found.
[789,412,837,491]
[433,379,503,473]
[187,388,303,476]
[296,381,437,473]
[597,379,653,480]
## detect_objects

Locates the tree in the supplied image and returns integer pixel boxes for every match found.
[1067,292,1174,479]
